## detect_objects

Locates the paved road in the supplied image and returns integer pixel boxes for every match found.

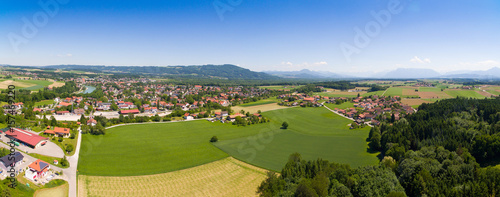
[64,126,82,197]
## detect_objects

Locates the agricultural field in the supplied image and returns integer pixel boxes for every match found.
[0,79,56,91]
[316,89,366,98]
[258,85,303,90]
[401,98,433,108]
[238,98,278,107]
[34,182,69,197]
[324,102,355,110]
[78,120,270,176]
[215,107,379,171]
[232,103,288,114]
[444,89,487,99]
[382,87,403,96]
[78,157,267,197]
[79,106,378,175]
[35,99,55,107]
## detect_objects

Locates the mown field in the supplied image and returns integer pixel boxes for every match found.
[0,79,55,91]
[215,107,379,171]
[78,157,267,197]
[79,106,378,176]
[78,120,272,176]
[35,99,55,106]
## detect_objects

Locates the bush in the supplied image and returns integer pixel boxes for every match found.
[210,136,218,143]
[281,121,288,129]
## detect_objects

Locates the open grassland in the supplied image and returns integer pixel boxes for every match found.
[0,79,55,90]
[383,87,403,96]
[35,99,55,106]
[325,102,355,110]
[215,107,379,171]
[444,90,486,99]
[419,87,442,92]
[78,120,273,176]
[0,80,35,89]
[239,98,278,107]
[34,182,69,197]
[402,87,419,96]
[232,103,288,114]
[80,106,377,176]
[401,98,433,108]
[78,157,267,197]
[361,90,385,97]
[48,79,65,88]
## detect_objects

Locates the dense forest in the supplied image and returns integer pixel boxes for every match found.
[258,98,500,197]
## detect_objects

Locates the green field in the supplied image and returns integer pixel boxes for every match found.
[258,85,303,90]
[239,98,278,107]
[35,100,55,107]
[383,87,403,96]
[78,121,269,176]
[444,90,486,98]
[419,87,442,92]
[361,90,385,97]
[79,107,378,176]
[316,92,360,98]
[325,102,355,109]
[215,107,379,171]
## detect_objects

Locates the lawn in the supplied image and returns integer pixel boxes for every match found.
[215,107,379,171]
[78,120,270,176]
[78,157,266,197]
[444,90,487,99]
[28,153,68,169]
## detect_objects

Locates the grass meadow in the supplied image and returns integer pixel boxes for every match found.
[79,107,378,176]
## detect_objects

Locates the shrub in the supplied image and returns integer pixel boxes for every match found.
[210,136,218,143]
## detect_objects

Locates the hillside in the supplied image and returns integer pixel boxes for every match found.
[44,64,278,80]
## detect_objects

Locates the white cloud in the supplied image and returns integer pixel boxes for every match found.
[410,56,431,64]
[66,53,72,57]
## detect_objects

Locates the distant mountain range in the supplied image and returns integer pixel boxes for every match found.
[2,64,500,80]
[265,67,500,79]
[264,69,352,79]
[42,64,277,80]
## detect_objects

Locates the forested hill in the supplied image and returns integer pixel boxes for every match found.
[44,64,278,80]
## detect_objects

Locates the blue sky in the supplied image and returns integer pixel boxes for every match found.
[1,0,499,75]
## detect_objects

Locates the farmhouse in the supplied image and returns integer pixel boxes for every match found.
[119,109,140,114]
[0,152,24,171]
[44,127,70,138]
[5,128,48,149]
[87,118,97,126]
[25,159,50,181]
